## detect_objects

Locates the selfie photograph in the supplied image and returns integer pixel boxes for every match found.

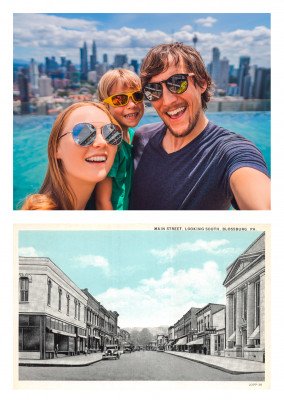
[13,12,271,211]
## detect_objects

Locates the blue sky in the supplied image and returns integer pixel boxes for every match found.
[18,228,263,327]
[13,13,270,68]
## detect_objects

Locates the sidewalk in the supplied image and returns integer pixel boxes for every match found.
[165,351,265,374]
[19,352,102,367]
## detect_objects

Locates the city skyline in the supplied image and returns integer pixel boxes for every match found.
[18,228,263,328]
[13,13,270,68]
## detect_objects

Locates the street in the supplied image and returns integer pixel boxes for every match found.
[19,350,265,381]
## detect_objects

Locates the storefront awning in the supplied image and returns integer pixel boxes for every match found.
[176,336,187,346]
[228,331,236,342]
[94,336,100,340]
[248,326,260,340]
[187,338,203,346]
[48,328,76,338]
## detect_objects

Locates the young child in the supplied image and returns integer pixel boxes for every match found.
[95,69,144,210]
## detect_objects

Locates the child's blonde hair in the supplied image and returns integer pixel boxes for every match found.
[97,68,141,102]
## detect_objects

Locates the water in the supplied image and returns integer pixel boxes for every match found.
[13,112,271,210]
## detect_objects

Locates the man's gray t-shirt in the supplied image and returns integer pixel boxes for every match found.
[129,121,269,210]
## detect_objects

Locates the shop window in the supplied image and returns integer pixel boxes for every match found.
[20,277,29,302]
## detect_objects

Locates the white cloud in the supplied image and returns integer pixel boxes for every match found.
[150,239,240,263]
[180,25,193,32]
[195,17,217,27]
[73,255,110,275]
[13,14,270,68]
[18,247,41,257]
[96,261,225,327]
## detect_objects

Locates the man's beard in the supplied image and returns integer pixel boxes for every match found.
[166,107,201,138]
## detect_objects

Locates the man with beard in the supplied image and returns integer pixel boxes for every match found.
[129,42,270,210]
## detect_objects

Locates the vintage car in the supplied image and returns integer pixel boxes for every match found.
[102,345,120,360]
[123,347,132,353]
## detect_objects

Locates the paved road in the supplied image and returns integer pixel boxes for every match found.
[19,351,265,381]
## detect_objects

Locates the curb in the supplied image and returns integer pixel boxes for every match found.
[165,352,264,375]
[19,358,102,368]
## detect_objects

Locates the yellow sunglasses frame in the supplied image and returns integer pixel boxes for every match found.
[103,90,144,107]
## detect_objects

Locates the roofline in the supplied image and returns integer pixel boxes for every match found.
[225,232,265,273]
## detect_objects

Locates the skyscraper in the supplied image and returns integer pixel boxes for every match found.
[90,40,97,71]
[80,41,88,80]
[29,58,39,95]
[17,70,30,114]
[218,58,229,91]
[114,54,128,68]
[238,56,250,96]
[103,53,108,63]
[211,47,220,89]
[38,75,53,97]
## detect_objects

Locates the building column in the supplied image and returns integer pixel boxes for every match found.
[247,281,255,347]
[260,273,265,347]
[226,294,233,349]
[235,288,242,355]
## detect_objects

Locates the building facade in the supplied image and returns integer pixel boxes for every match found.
[19,257,119,360]
[19,257,88,360]
[192,303,225,355]
[223,233,265,362]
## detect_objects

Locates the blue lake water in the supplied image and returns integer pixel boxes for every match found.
[13,112,271,210]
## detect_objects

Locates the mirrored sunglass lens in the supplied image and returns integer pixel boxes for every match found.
[112,95,128,106]
[103,124,122,145]
[73,123,96,146]
[132,91,144,102]
[143,84,162,101]
[167,75,188,94]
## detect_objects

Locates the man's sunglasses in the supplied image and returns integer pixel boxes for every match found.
[143,73,195,102]
[103,90,144,107]
[58,123,123,146]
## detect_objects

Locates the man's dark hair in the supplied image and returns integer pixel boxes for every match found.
[140,42,215,110]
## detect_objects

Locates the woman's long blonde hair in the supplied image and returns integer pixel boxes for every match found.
[22,102,119,210]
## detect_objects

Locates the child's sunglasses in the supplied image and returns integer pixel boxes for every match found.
[103,90,144,107]
[58,123,123,146]
[143,73,195,102]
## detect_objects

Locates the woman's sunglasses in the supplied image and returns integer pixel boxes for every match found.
[103,90,144,107]
[58,123,123,146]
[143,73,195,102]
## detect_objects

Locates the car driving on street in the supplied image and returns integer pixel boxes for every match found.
[102,345,120,360]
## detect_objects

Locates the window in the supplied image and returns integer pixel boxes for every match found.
[58,288,62,311]
[47,279,52,306]
[20,277,29,302]
[74,299,78,319]
[66,294,70,316]
[255,281,260,327]
[78,302,81,320]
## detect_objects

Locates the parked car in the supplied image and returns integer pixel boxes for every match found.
[123,347,132,353]
[102,345,120,360]
[157,346,165,352]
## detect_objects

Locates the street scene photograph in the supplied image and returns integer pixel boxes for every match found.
[15,224,268,385]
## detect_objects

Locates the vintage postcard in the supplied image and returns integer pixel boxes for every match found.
[14,223,270,389]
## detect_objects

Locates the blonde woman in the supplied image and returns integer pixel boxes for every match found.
[22,102,122,210]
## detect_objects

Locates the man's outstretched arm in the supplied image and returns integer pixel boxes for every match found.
[230,167,271,210]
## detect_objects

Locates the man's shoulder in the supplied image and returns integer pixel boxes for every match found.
[207,120,254,146]
[134,121,165,141]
